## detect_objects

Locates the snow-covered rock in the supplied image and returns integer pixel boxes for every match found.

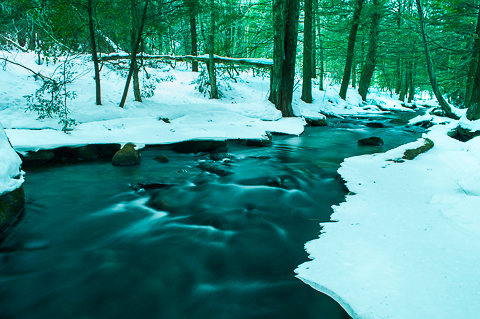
[0,122,23,196]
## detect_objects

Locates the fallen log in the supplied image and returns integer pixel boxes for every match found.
[99,53,273,70]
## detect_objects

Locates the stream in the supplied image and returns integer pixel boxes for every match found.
[0,114,423,319]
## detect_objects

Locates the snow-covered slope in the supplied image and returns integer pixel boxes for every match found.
[0,122,24,196]
[296,120,480,319]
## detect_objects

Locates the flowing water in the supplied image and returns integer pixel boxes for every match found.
[0,114,424,319]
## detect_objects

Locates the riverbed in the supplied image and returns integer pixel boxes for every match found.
[0,114,423,319]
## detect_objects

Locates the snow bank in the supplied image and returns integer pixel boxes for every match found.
[296,121,480,319]
[0,122,24,196]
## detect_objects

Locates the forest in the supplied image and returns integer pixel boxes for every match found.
[1,0,479,120]
[2,1,480,319]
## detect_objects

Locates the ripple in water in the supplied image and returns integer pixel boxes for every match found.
[0,120,422,318]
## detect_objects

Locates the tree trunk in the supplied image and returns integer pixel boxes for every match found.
[190,13,199,72]
[119,0,149,108]
[270,0,286,107]
[301,0,313,103]
[319,21,324,91]
[351,57,357,89]
[407,59,415,103]
[339,0,364,100]
[88,0,101,105]
[208,0,218,99]
[358,0,381,101]
[311,0,318,78]
[416,0,457,119]
[465,5,480,109]
[269,0,299,117]
[467,51,480,120]
[131,0,142,102]
[398,69,406,102]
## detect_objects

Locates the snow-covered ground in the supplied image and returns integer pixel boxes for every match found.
[0,51,413,153]
[2,50,480,319]
[296,117,480,318]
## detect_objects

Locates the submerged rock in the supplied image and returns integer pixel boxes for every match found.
[198,162,233,177]
[154,155,169,163]
[130,182,176,191]
[366,122,387,128]
[0,185,25,233]
[112,143,141,166]
[209,153,236,161]
[358,137,384,146]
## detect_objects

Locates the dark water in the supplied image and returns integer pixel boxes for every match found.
[0,115,423,319]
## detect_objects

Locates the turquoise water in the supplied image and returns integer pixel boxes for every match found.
[0,114,422,319]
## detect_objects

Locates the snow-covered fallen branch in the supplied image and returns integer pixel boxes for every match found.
[99,53,273,69]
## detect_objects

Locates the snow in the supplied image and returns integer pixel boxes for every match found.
[0,51,414,153]
[296,120,480,318]
[3,49,480,318]
[0,122,24,196]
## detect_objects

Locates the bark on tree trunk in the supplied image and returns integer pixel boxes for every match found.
[88,0,101,105]
[301,0,313,103]
[407,59,415,103]
[209,0,218,99]
[465,5,480,109]
[398,68,407,102]
[467,54,480,120]
[319,23,324,91]
[269,0,286,107]
[269,0,299,117]
[190,13,199,72]
[311,0,318,78]
[416,0,458,119]
[131,0,142,102]
[358,0,380,101]
[339,0,364,100]
[119,0,149,108]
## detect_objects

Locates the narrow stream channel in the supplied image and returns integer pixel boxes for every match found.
[0,114,423,319]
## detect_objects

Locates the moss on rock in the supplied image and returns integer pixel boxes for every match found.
[403,138,434,160]
[112,143,141,166]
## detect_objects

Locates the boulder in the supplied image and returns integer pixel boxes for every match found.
[0,185,25,233]
[112,143,141,166]
[154,155,169,163]
[172,140,227,153]
[358,137,384,146]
